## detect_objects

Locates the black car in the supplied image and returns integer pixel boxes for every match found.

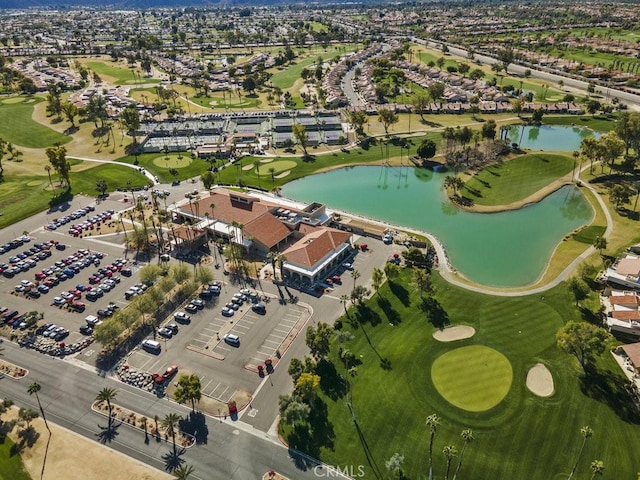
[97,309,113,318]
[79,325,94,335]
[185,303,198,313]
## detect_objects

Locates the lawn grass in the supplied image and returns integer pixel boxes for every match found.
[115,152,211,183]
[270,57,322,90]
[216,133,442,189]
[289,270,640,479]
[462,153,574,206]
[0,97,70,148]
[544,114,617,133]
[0,163,148,229]
[0,435,31,480]
[84,60,160,86]
[572,225,607,244]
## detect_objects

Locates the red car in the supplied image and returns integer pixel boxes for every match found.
[330,275,342,284]
[69,301,85,312]
[69,289,82,298]
[35,272,47,280]
[163,365,178,379]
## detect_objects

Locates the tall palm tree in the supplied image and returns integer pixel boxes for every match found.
[268,167,276,191]
[589,460,604,480]
[340,294,351,317]
[28,382,51,434]
[426,414,440,480]
[173,464,195,480]
[44,165,53,188]
[350,269,361,291]
[371,267,384,296]
[96,387,117,430]
[443,445,458,480]
[452,428,474,480]
[162,413,182,455]
[568,425,593,479]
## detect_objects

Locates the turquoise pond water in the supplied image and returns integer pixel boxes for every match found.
[505,124,599,151]
[281,166,593,287]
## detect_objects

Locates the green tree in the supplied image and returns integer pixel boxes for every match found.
[384,262,400,283]
[161,413,182,456]
[288,357,304,382]
[46,145,71,188]
[413,269,433,298]
[200,171,215,190]
[174,374,202,412]
[412,94,430,121]
[614,111,640,157]
[452,429,474,480]
[377,108,399,136]
[417,139,437,161]
[241,76,256,94]
[18,407,38,429]
[371,267,384,296]
[28,382,51,434]
[385,453,405,479]
[593,235,607,255]
[556,322,611,371]
[426,414,441,480]
[590,460,605,480]
[61,101,79,127]
[96,179,108,197]
[294,372,321,401]
[347,110,368,138]
[173,464,196,480]
[120,106,141,144]
[481,120,497,140]
[350,284,371,305]
[597,131,625,172]
[292,123,309,156]
[609,184,633,210]
[305,322,333,360]
[96,387,118,430]
[279,394,310,425]
[568,425,593,480]
[567,276,590,307]
[443,445,458,480]
[428,82,445,102]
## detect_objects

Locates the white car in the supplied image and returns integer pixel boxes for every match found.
[221,307,235,317]
[52,296,65,306]
[174,312,191,323]
[342,262,353,270]
[61,291,74,300]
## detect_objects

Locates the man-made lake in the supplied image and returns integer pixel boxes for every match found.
[281,166,593,287]
[506,124,598,151]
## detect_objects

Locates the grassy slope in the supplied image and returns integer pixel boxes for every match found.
[303,271,640,479]
[463,153,574,205]
[0,435,31,480]
[84,61,160,86]
[115,153,211,183]
[0,97,70,148]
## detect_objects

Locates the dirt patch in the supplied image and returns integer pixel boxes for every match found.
[433,325,476,342]
[2,406,172,480]
[526,363,554,397]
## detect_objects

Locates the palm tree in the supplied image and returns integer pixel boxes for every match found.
[268,167,276,190]
[28,382,51,434]
[162,413,182,455]
[452,429,474,480]
[173,464,196,480]
[141,416,148,439]
[426,414,440,480]
[254,160,261,189]
[340,294,351,317]
[371,267,384,296]
[44,165,53,188]
[568,426,593,480]
[350,269,361,291]
[590,460,604,480]
[443,445,458,480]
[593,236,607,256]
[96,387,117,430]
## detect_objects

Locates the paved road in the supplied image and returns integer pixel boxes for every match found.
[412,38,640,111]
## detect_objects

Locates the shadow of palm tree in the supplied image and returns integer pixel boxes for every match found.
[162,447,186,472]
[40,433,51,480]
[95,420,121,444]
[353,419,383,479]
[179,411,209,445]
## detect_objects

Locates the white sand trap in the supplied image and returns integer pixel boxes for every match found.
[275,170,291,178]
[242,164,254,170]
[260,158,274,163]
[433,325,476,342]
[526,363,554,397]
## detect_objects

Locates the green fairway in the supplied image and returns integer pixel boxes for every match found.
[217,133,442,189]
[572,225,607,244]
[0,435,31,480]
[545,115,616,133]
[271,57,320,89]
[152,155,194,169]
[116,153,211,183]
[85,61,160,86]
[431,345,513,412]
[463,153,574,206]
[0,97,70,148]
[283,270,640,479]
[69,162,150,196]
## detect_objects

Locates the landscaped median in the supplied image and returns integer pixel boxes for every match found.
[0,358,28,379]
[91,400,195,448]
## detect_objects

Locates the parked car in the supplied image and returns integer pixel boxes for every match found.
[166,323,179,335]
[185,303,199,313]
[157,327,173,338]
[223,334,240,347]
[251,303,267,314]
[163,365,178,379]
[174,312,191,323]
[79,325,94,335]
[342,262,353,270]
[221,307,235,317]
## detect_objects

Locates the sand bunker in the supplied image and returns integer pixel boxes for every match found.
[433,325,476,342]
[242,164,254,170]
[275,170,291,178]
[526,363,554,397]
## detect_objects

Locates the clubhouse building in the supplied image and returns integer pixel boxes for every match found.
[168,188,353,285]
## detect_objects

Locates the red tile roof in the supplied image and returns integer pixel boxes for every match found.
[243,213,292,249]
[610,295,640,306]
[283,227,351,268]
